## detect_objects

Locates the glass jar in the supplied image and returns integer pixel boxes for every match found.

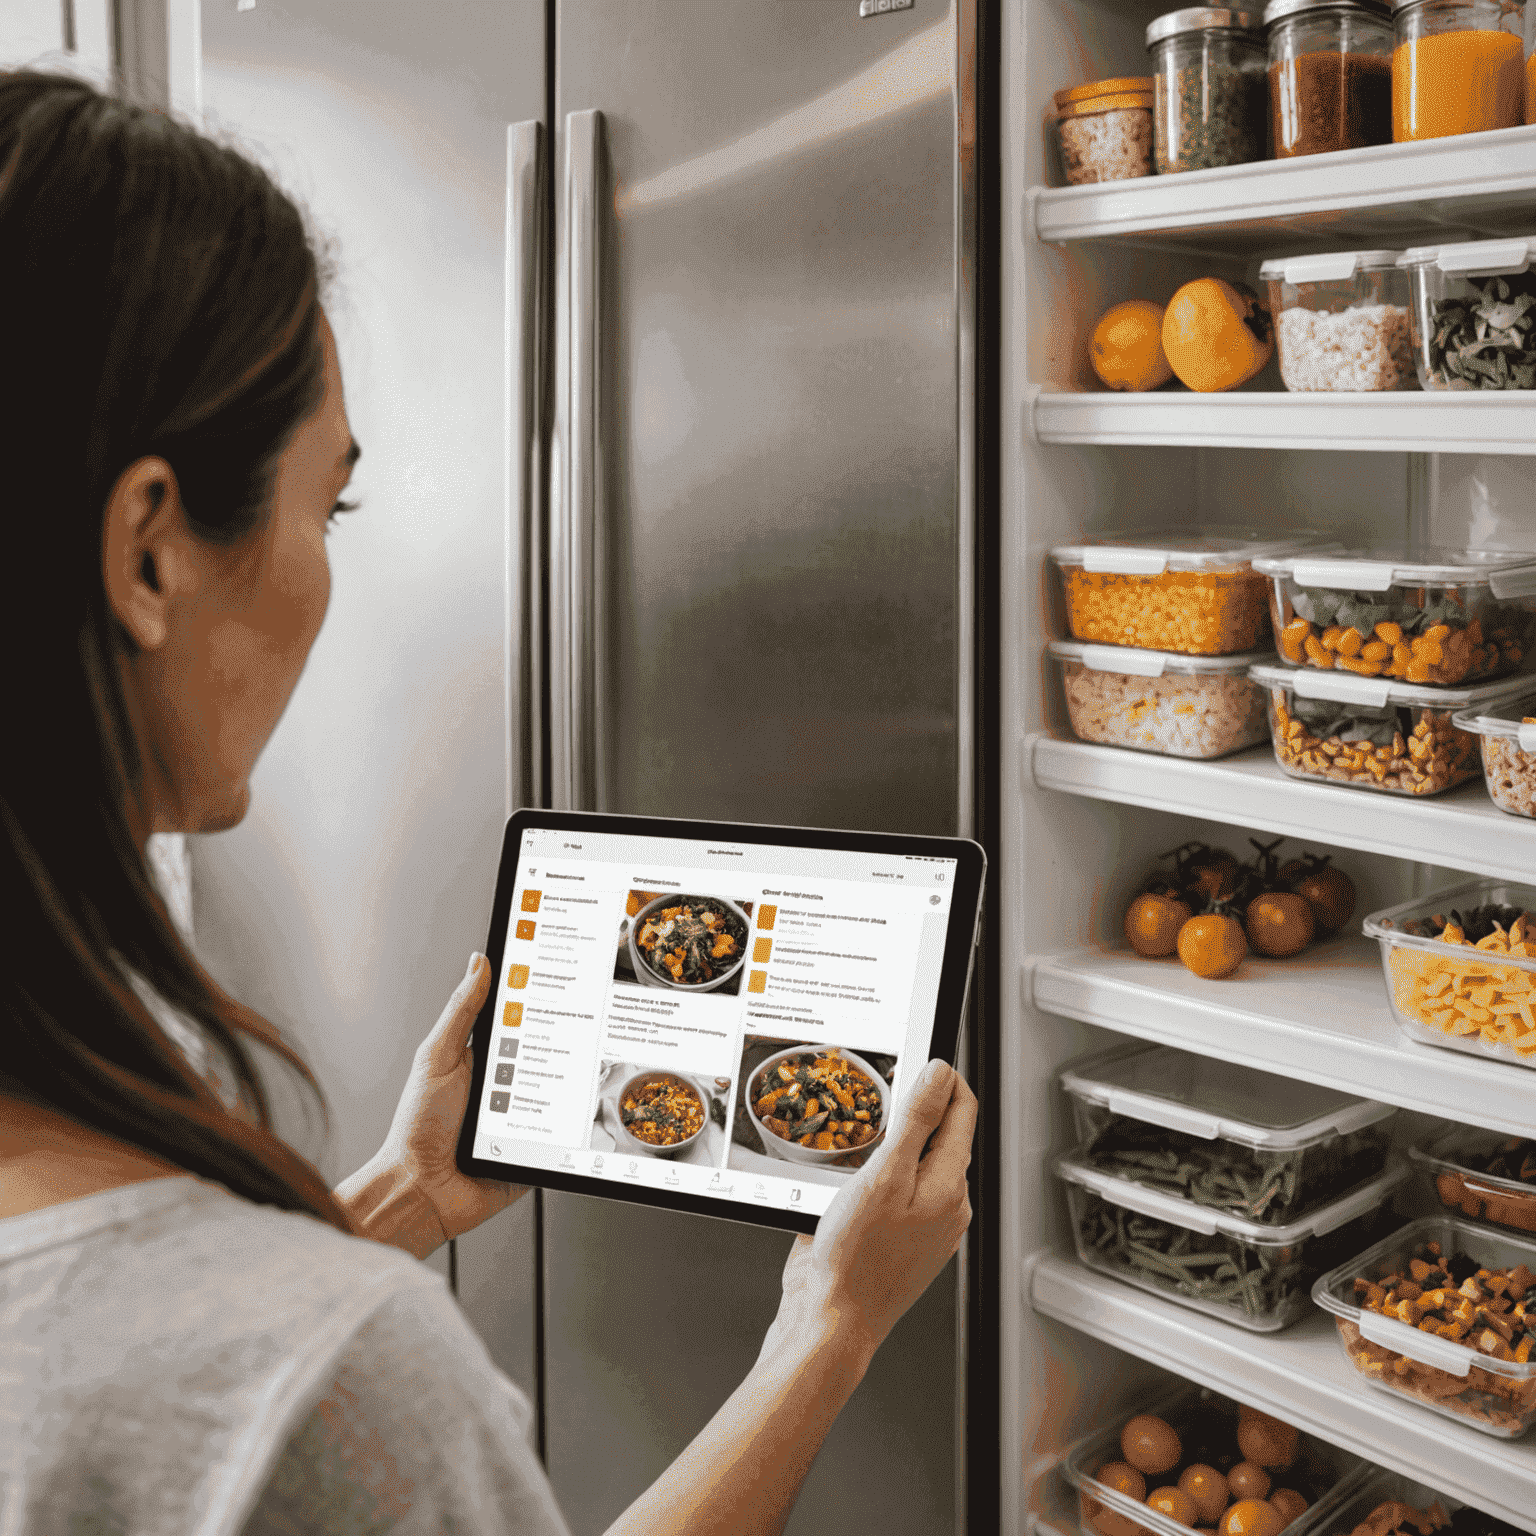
[1398,237,1536,390]
[1147,8,1270,171]
[1051,91,1156,184]
[1264,0,1395,155]
[1391,0,1527,141]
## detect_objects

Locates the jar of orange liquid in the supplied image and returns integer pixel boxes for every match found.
[1390,0,1527,139]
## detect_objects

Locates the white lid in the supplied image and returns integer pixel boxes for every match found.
[1052,525,1329,576]
[1056,1151,1406,1242]
[1452,693,1536,751]
[1250,661,1536,712]
[1398,237,1536,277]
[1060,1041,1395,1150]
[1252,545,1536,595]
[1047,639,1270,676]
[1259,249,1403,283]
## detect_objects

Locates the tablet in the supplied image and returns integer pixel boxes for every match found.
[456,809,985,1235]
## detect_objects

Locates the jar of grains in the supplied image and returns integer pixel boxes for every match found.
[1264,0,1395,155]
[1147,8,1270,172]
[1391,0,1527,141]
[1051,78,1156,184]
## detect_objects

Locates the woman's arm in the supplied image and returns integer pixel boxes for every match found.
[605,1059,977,1536]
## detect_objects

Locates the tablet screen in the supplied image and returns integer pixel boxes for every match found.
[467,820,966,1219]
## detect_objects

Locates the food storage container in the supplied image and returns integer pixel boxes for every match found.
[1264,0,1395,156]
[1391,0,1527,142]
[1062,1041,1398,1227]
[1363,877,1536,1066]
[1313,1216,1536,1438]
[1412,1123,1536,1236]
[1259,249,1414,391]
[1254,546,1536,684]
[1316,1467,1526,1536]
[1051,78,1156,184]
[1052,527,1328,656]
[1062,1382,1368,1536]
[1147,8,1270,172]
[1048,640,1270,757]
[1453,690,1536,816]
[1398,238,1536,390]
[1250,664,1529,795]
[1057,1150,1406,1331]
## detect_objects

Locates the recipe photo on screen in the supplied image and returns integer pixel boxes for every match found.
[470,825,958,1216]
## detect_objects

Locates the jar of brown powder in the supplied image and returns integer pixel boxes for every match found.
[1264,0,1394,156]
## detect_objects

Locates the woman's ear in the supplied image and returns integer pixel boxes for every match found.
[101,457,194,651]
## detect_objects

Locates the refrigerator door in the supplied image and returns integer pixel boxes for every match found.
[548,3,973,1531]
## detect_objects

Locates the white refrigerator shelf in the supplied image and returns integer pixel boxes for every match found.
[1030,937,1536,1138]
[1029,1252,1536,1536]
[1027,735,1536,885]
[1027,388,1536,455]
[1031,124,1536,252]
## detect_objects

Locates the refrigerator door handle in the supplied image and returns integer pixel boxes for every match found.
[552,108,606,812]
[507,118,545,818]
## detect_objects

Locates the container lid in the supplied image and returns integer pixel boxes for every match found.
[1047,639,1269,676]
[1055,91,1155,121]
[1053,76,1155,109]
[1362,877,1536,972]
[1263,0,1389,20]
[1258,248,1404,283]
[1056,1150,1406,1242]
[1398,237,1536,276]
[1250,661,1535,712]
[1147,6,1261,45]
[1052,525,1329,576]
[1252,544,1536,598]
[1060,1041,1396,1149]
[1451,691,1536,750]
[1311,1215,1536,1382]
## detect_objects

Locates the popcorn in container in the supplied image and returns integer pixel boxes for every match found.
[1398,238,1536,392]
[1411,1123,1536,1237]
[1362,877,1536,1067]
[1051,527,1329,656]
[1048,639,1269,758]
[1252,545,1536,686]
[1312,1215,1536,1439]
[1452,690,1536,817]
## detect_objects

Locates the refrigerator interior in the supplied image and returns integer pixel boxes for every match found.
[1001,0,1536,1533]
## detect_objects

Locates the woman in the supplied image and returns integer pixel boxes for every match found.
[0,70,977,1536]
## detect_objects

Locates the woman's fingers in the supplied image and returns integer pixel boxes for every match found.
[915,1072,978,1189]
[875,1060,957,1173]
[418,954,490,1077]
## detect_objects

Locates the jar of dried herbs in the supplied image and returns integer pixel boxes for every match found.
[1147,8,1270,172]
[1264,0,1395,156]
[1399,237,1536,391]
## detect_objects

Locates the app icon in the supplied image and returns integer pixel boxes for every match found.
[560,1151,574,1167]
[592,1155,604,1170]
[494,1063,515,1085]
[489,1091,510,1113]
[521,889,542,913]
[508,963,530,989]
[503,1001,523,1028]
[490,1142,502,1157]
[498,1037,519,1059]
[789,1188,801,1203]
[628,1160,638,1175]
[516,919,537,941]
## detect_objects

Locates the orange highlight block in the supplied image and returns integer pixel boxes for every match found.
[752,937,772,963]
[757,905,776,931]
[747,969,768,994]
[502,1001,523,1028]
[516,920,536,941]
[508,964,530,989]
[521,889,542,913]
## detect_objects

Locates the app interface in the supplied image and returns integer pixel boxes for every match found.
[472,828,959,1217]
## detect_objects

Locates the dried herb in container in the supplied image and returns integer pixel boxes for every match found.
[1149,7,1269,173]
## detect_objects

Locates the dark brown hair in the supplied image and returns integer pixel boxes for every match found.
[0,70,354,1234]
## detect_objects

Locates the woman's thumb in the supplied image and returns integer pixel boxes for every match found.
[883,1060,954,1163]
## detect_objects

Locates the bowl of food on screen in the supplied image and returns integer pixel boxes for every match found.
[611,1072,709,1159]
[627,895,751,993]
[748,1048,890,1165]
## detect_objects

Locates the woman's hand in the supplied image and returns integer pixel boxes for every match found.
[775,1058,977,1362]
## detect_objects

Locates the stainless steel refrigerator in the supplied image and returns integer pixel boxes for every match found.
[193,3,989,1531]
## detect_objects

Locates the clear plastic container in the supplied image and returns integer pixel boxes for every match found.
[1253,546,1536,684]
[1453,691,1536,816]
[1147,8,1270,172]
[1062,1382,1369,1536]
[1391,0,1527,142]
[1265,0,1395,156]
[1058,1151,1406,1331]
[1258,249,1415,391]
[1398,238,1536,391]
[1048,640,1270,758]
[1052,79,1157,184]
[1363,877,1536,1066]
[1052,527,1329,656]
[1411,1124,1536,1236]
[1062,1042,1398,1226]
[1315,1467,1526,1536]
[1249,663,1529,795]
[1312,1215,1536,1438]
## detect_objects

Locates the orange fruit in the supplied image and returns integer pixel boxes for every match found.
[1147,1487,1198,1526]
[1096,1462,1149,1503]
[1177,912,1247,979]
[1126,892,1193,957]
[1162,278,1274,393]
[1236,1409,1298,1471]
[1220,1500,1284,1536]
[1244,892,1315,958]
[1268,1489,1308,1525]
[1120,1413,1182,1475]
[1178,1465,1229,1524]
[1226,1463,1271,1502]
[1091,300,1174,391]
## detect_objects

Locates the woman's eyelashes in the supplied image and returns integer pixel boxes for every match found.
[326,496,359,531]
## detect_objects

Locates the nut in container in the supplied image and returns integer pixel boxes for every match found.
[1452,691,1536,817]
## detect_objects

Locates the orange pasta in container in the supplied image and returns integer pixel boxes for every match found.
[1391,0,1527,141]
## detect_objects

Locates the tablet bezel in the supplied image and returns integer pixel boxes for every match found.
[454,808,986,1236]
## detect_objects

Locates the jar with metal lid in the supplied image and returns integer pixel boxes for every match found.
[1264,0,1395,155]
[1391,0,1527,141]
[1146,8,1270,172]
[1050,83,1156,184]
